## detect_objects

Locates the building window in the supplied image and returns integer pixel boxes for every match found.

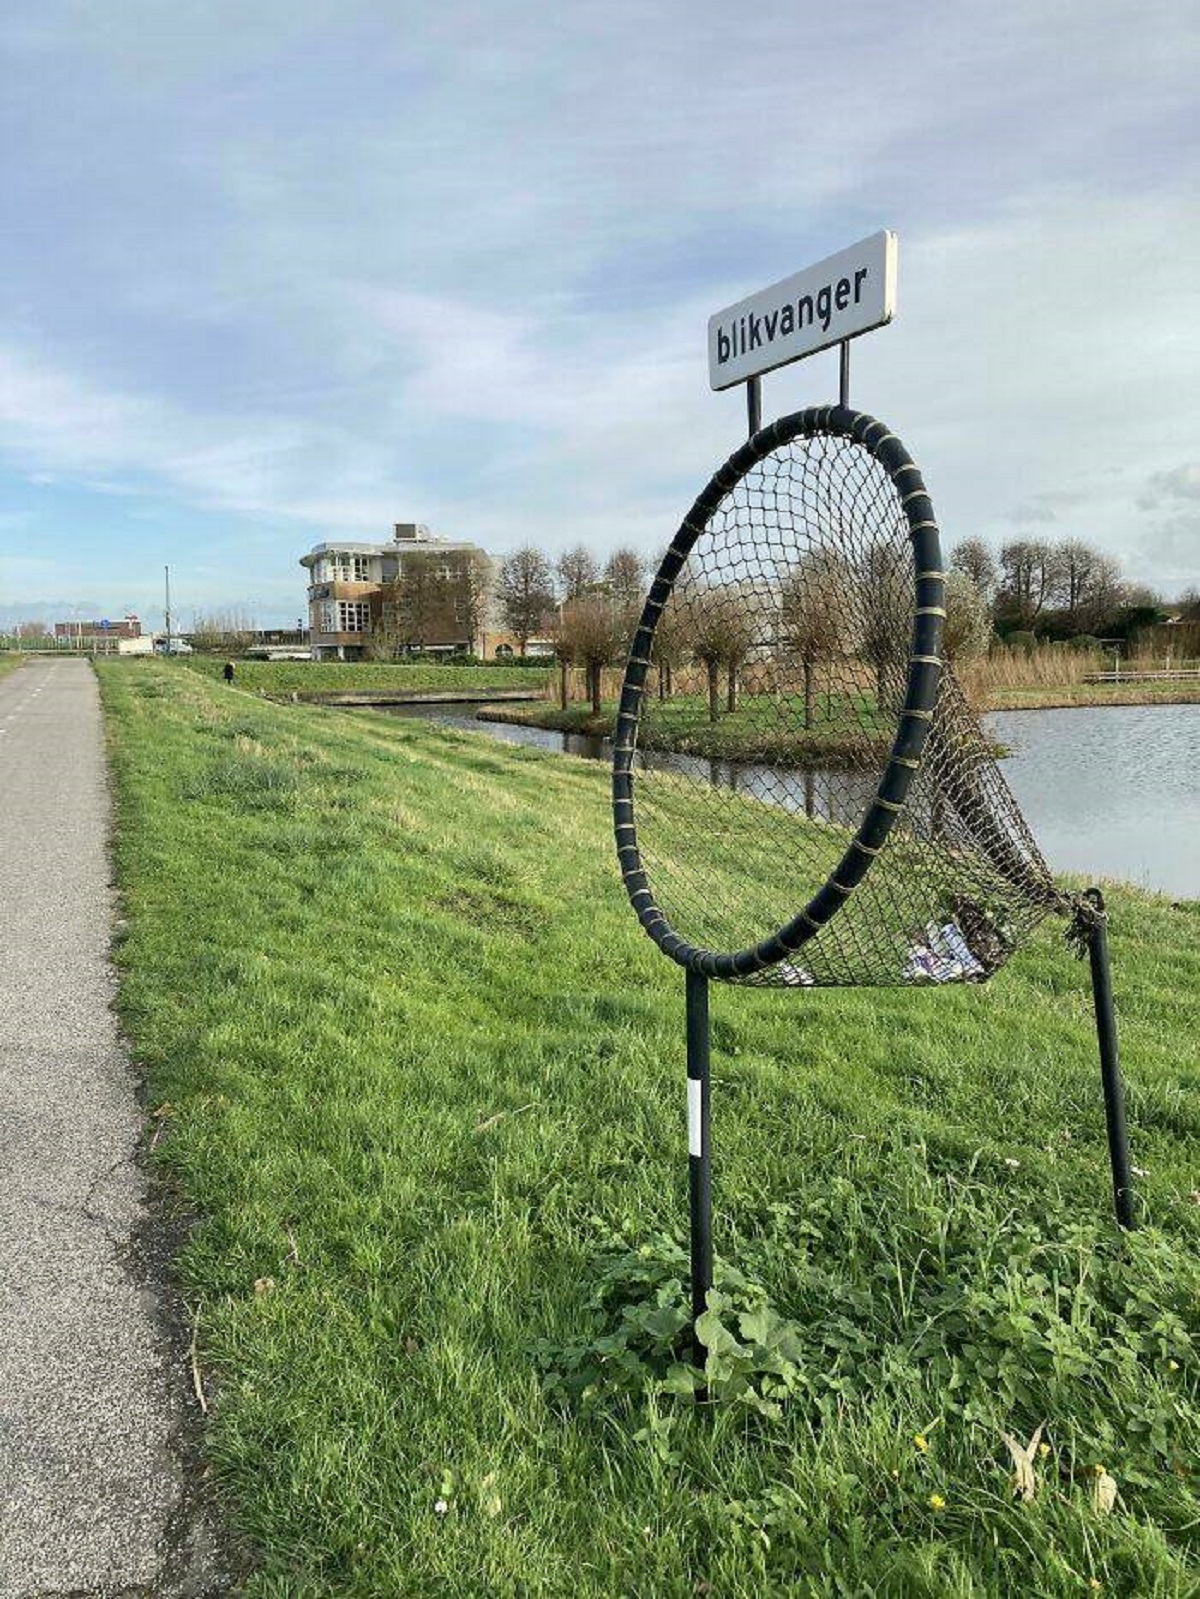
[352,555,370,581]
[338,601,370,633]
[319,601,337,635]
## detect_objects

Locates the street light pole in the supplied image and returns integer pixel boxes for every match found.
[164,566,172,656]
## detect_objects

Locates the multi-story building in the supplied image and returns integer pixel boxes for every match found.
[303,522,514,660]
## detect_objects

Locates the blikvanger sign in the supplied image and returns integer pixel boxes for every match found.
[708,230,897,390]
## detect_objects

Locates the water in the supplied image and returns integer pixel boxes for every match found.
[368,701,1200,899]
[984,705,1200,899]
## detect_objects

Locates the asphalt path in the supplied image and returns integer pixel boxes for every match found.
[0,659,225,1597]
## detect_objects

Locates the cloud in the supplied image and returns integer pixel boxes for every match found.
[0,2,1198,618]
[1138,463,1200,510]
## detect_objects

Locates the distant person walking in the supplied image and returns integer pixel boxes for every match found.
[223,661,235,685]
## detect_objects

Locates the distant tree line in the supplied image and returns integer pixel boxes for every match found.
[948,536,1168,647]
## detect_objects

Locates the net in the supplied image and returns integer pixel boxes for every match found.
[613,406,1067,988]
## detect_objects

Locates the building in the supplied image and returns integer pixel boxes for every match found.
[54,614,142,644]
[301,523,495,660]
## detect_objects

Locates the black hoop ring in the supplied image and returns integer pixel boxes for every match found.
[612,404,946,982]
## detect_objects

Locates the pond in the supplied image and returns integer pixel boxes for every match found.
[985,704,1199,900]
[368,701,1200,900]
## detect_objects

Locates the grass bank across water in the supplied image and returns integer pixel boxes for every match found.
[183,657,551,700]
[478,694,899,766]
[100,661,1199,1596]
[979,680,1200,712]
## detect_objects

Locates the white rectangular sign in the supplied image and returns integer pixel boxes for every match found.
[708,230,897,390]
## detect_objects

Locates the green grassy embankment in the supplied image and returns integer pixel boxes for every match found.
[479,691,897,766]
[182,657,551,700]
[0,651,26,681]
[98,660,1198,1597]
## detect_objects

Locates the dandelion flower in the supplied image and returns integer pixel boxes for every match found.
[1038,1442,1051,1458]
[914,1434,929,1453]
[434,1499,448,1516]
[928,1493,946,1511]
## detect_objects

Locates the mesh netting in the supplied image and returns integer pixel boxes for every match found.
[613,406,1066,988]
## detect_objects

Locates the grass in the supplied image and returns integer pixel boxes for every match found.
[99,660,1199,1597]
[979,681,1200,711]
[0,651,26,681]
[483,691,896,765]
[182,657,551,699]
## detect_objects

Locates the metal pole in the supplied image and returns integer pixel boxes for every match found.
[839,340,850,407]
[746,376,761,438]
[685,968,713,1375]
[1084,890,1136,1229]
[164,565,172,657]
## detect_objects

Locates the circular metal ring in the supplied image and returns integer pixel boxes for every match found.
[612,404,945,982]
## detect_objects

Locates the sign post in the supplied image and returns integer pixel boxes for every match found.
[709,229,897,424]
[682,231,899,1383]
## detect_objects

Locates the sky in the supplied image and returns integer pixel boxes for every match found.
[0,1,1197,628]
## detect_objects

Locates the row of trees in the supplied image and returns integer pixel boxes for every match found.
[531,543,994,725]
[494,544,647,657]
[949,536,1159,641]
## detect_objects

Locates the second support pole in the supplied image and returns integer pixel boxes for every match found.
[1084,890,1137,1229]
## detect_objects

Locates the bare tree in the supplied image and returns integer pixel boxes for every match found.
[455,549,493,654]
[603,547,646,612]
[391,552,446,651]
[949,538,998,603]
[779,552,850,728]
[650,592,688,699]
[997,539,1063,627]
[190,610,256,653]
[557,596,616,715]
[689,586,756,722]
[557,545,600,602]
[497,546,555,656]
[858,543,910,709]
[1078,553,1125,632]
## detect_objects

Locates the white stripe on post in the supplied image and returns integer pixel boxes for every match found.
[687,1077,703,1158]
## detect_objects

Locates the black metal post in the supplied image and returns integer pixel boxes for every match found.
[685,968,713,1373]
[839,340,850,406]
[1084,891,1136,1229]
[746,376,761,437]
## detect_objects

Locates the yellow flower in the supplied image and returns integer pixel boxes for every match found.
[1167,1359,1180,1372]
[1089,1581,1102,1592]
[1038,1442,1051,1458]
[913,1434,929,1453]
[928,1493,946,1511]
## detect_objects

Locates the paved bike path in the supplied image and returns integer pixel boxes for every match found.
[0,659,223,1597]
